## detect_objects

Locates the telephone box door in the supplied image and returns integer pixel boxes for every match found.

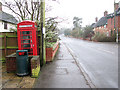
[20,30,34,55]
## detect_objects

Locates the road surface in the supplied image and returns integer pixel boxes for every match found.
[60,35,118,88]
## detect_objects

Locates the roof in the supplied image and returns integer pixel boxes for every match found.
[0,11,18,24]
[93,16,107,28]
[107,8,120,19]
[91,23,95,28]
[107,13,114,19]
[94,8,120,28]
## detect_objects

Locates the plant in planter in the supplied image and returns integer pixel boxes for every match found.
[45,17,59,47]
[45,17,59,61]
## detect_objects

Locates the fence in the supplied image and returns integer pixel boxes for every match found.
[0,32,18,62]
[0,31,41,62]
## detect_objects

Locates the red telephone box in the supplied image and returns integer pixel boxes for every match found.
[17,21,38,55]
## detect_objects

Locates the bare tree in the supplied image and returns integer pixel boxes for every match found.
[2,0,63,32]
[3,0,41,21]
[3,0,60,21]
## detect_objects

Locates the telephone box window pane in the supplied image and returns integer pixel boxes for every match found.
[22,36,31,39]
[22,40,30,44]
[22,31,32,35]
[22,44,30,48]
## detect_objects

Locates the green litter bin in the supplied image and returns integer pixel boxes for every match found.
[16,50,29,76]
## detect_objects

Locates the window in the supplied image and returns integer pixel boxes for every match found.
[111,30,113,36]
[107,31,109,37]
[4,22,7,29]
[104,25,106,28]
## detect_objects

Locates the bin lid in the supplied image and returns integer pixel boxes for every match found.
[16,50,28,52]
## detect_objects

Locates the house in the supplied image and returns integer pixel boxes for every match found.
[0,2,18,32]
[93,2,120,38]
[93,11,109,36]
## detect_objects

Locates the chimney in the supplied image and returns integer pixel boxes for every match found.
[0,2,2,11]
[95,17,98,22]
[104,11,108,17]
[114,3,119,11]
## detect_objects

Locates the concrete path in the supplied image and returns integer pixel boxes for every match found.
[34,42,90,88]
[2,63,35,88]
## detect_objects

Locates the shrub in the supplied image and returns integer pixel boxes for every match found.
[92,33,116,42]
[71,30,79,38]
[46,42,56,48]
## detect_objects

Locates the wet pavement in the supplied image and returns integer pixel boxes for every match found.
[34,41,90,88]
[60,36,118,88]
[1,63,36,88]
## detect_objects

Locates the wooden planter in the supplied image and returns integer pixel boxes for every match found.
[6,53,16,73]
[6,53,33,73]
[46,41,59,62]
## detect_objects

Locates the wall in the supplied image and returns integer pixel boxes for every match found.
[107,15,120,35]
[94,25,111,37]
[0,20,16,32]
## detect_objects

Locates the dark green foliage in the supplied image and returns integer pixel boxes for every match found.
[73,17,82,28]
[45,17,59,48]
[92,33,116,42]
[45,42,56,48]
[71,29,79,38]
[82,25,94,39]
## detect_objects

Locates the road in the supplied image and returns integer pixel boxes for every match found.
[60,35,118,88]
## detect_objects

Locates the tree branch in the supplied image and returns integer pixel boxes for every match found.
[3,3,21,18]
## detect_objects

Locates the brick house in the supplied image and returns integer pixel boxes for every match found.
[93,11,109,36]
[93,2,120,39]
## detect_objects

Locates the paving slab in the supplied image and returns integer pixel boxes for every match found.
[34,42,90,88]
[1,63,36,88]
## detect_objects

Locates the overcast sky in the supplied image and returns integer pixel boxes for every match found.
[47,0,120,28]
[1,0,120,29]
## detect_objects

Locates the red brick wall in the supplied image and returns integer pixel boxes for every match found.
[94,26,109,34]
[46,42,59,62]
[118,16,120,32]
[94,15,120,36]
[107,16,120,34]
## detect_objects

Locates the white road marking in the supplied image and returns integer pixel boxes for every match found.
[80,44,115,55]
[97,48,115,54]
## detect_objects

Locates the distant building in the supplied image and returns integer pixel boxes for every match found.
[0,2,18,32]
[93,2,120,38]
[93,11,109,36]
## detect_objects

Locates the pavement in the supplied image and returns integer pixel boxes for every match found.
[1,63,36,88]
[1,40,92,89]
[34,41,91,88]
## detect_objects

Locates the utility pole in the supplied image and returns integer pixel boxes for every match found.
[40,0,46,66]
[114,0,118,43]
